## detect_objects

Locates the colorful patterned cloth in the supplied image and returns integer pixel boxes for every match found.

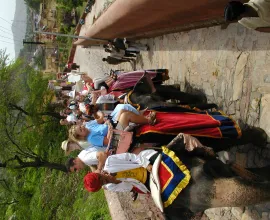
[136,110,241,141]
[159,147,191,208]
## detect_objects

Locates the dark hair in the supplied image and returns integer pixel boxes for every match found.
[63,99,69,106]
[65,157,75,172]
[102,58,106,61]
[103,44,108,48]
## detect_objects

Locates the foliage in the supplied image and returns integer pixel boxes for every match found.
[0,49,66,216]
[56,0,84,10]
[32,50,46,69]
[0,49,110,219]
[24,0,41,11]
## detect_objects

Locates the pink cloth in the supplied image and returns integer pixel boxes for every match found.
[110,70,157,91]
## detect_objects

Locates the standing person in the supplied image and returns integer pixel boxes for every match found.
[66,62,80,70]
[105,48,137,59]
[102,56,135,65]
[112,38,149,52]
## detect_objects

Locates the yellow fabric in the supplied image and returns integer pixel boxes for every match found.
[161,146,191,208]
[116,167,147,183]
[127,90,141,110]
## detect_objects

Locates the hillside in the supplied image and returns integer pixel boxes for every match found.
[12,0,27,58]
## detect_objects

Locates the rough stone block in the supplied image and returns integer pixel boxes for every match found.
[232,207,244,219]
[261,212,268,220]
[260,94,270,141]
[232,52,249,101]
[263,74,270,83]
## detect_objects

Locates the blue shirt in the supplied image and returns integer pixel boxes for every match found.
[85,120,108,147]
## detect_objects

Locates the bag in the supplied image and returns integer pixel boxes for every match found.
[107,129,133,155]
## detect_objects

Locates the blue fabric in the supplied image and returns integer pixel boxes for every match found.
[110,104,139,123]
[85,120,108,147]
[161,153,186,202]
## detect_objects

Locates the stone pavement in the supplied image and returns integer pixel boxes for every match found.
[119,23,270,219]
[74,6,270,220]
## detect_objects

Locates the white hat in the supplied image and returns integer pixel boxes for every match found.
[61,140,69,154]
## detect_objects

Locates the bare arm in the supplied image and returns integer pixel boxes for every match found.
[94,111,105,124]
[103,122,113,146]
[95,151,108,173]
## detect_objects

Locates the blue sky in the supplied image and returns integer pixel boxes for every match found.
[0,0,24,61]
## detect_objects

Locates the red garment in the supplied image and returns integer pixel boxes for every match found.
[136,110,241,139]
[132,186,147,194]
[84,173,102,192]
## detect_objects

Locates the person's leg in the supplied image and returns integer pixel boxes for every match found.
[126,47,140,53]
[128,42,148,51]
[105,78,115,87]
[118,111,156,129]
[81,75,93,84]
[124,52,137,57]
[115,109,129,121]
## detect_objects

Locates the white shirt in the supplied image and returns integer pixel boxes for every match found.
[104,178,149,193]
[104,150,157,173]
[78,146,107,166]
[102,150,157,193]
[96,94,117,104]
[66,113,78,122]
[79,102,87,113]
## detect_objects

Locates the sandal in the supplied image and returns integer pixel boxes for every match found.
[147,111,156,126]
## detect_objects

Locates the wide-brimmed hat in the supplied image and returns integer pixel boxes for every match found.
[61,140,69,155]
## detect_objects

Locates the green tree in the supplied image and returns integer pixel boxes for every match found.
[0,49,69,218]
[24,0,41,11]
[0,50,67,172]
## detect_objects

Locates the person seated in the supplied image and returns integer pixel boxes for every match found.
[65,148,108,173]
[68,110,156,148]
[60,119,76,126]
[65,132,214,173]
[83,133,270,219]
[86,103,149,126]
[96,93,123,104]
[224,0,270,32]
[61,139,106,155]
[61,140,83,155]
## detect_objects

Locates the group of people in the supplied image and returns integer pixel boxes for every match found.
[102,38,149,65]
[46,59,270,219]
[51,2,270,215]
